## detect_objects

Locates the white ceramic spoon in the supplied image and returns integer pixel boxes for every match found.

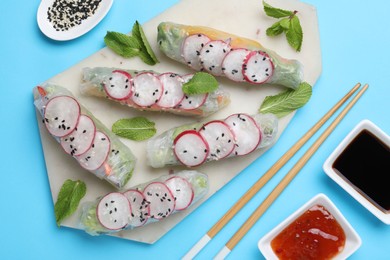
[37,0,114,41]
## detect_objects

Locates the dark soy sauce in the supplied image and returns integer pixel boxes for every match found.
[332,129,390,213]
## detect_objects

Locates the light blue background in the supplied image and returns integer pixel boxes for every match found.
[1,0,389,259]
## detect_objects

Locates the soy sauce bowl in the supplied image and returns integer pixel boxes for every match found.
[37,0,114,41]
[258,194,361,260]
[323,120,390,225]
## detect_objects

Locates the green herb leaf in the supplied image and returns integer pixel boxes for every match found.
[112,117,156,141]
[104,21,159,65]
[137,50,158,66]
[259,82,312,118]
[104,31,141,58]
[286,16,303,52]
[279,18,290,30]
[132,21,159,65]
[263,1,293,18]
[266,21,285,36]
[54,179,86,227]
[263,1,303,52]
[182,72,219,95]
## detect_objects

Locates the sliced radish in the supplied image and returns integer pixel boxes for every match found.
[103,70,132,100]
[60,114,96,156]
[222,48,251,82]
[44,95,80,137]
[178,94,208,110]
[131,72,163,107]
[165,176,194,210]
[123,189,150,227]
[198,120,235,160]
[243,50,274,84]
[77,131,110,171]
[143,182,175,220]
[182,34,211,70]
[224,114,262,156]
[156,73,185,108]
[199,40,231,76]
[173,130,209,167]
[177,74,208,110]
[96,192,131,230]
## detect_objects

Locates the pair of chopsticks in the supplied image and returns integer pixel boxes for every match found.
[183,83,368,259]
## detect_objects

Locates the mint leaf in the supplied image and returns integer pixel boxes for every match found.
[132,21,159,65]
[286,16,303,52]
[263,1,293,18]
[280,18,290,30]
[259,82,312,118]
[104,31,141,58]
[54,179,86,227]
[263,2,303,52]
[112,117,156,141]
[137,50,158,66]
[182,72,219,95]
[104,21,159,65]
[266,21,284,36]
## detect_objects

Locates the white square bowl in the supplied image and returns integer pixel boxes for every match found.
[258,193,361,259]
[323,119,390,225]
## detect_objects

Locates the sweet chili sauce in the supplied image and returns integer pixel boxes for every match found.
[271,204,346,259]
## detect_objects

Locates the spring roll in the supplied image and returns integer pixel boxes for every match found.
[33,84,136,189]
[80,67,230,117]
[147,113,278,168]
[157,22,304,89]
[79,170,209,236]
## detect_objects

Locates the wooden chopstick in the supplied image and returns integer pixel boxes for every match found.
[214,83,369,259]
[182,83,362,260]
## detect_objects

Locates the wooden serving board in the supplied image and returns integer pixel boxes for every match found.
[36,0,321,244]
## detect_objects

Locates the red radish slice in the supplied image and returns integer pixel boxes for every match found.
[77,131,110,170]
[156,73,185,108]
[131,72,163,107]
[165,176,194,210]
[96,192,131,230]
[60,115,96,156]
[199,40,231,76]
[177,74,208,110]
[222,48,251,82]
[224,114,262,156]
[182,34,211,70]
[103,70,132,100]
[143,182,175,220]
[173,130,209,167]
[44,95,80,137]
[178,94,208,110]
[198,120,235,160]
[123,189,150,227]
[243,50,274,84]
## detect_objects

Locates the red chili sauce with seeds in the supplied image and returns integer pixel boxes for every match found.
[271,204,346,260]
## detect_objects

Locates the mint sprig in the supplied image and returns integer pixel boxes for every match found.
[104,21,159,65]
[112,117,156,141]
[259,82,312,118]
[182,72,219,95]
[54,179,86,227]
[263,1,303,52]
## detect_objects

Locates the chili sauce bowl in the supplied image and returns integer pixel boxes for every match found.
[323,120,390,225]
[258,193,361,259]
